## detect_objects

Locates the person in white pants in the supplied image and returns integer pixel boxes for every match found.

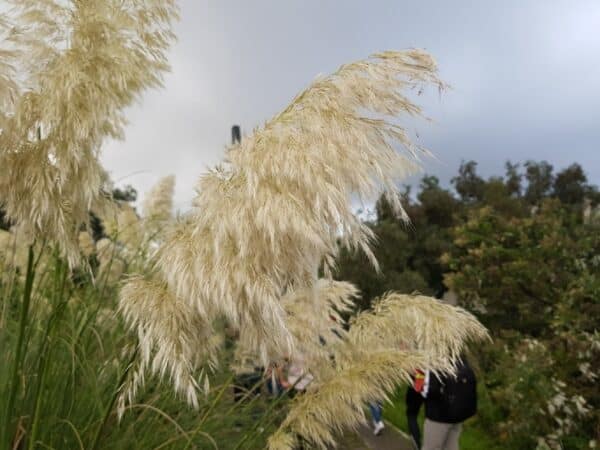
[406,357,477,450]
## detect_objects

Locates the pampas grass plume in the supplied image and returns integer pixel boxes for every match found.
[0,0,178,266]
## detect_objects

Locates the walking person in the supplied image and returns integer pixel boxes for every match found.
[406,357,477,450]
[369,402,385,435]
[286,353,314,395]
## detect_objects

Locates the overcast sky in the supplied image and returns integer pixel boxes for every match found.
[101,1,600,212]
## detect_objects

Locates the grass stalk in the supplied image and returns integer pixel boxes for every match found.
[223,376,267,417]
[28,256,70,450]
[2,245,35,450]
[184,375,235,450]
[90,346,138,450]
[232,388,293,450]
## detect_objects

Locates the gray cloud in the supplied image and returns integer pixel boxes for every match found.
[101,0,600,211]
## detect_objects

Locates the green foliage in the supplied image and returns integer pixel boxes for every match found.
[452,161,486,203]
[524,160,555,204]
[504,161,522,197]
[444,200,581,335]
[112,185,138,203]
[0,246,287,449]
[336,176,456,303]
[444,172,599,448]
[337,159,599,449]
[553,164,590,205]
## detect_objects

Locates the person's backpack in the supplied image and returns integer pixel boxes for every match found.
[428,359,478,423]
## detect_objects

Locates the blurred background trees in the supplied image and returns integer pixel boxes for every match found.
[335,159,599,449]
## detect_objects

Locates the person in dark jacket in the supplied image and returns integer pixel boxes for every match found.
[406,358,477,450]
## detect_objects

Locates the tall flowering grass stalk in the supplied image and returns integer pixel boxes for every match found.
[0,237,254,449]
[2,245,35,449]
[27,253,70,450]
[119,49,487,448]
[120,49,445,408]
[0,0,178,267]
[143,174,176,242]
[0,2,178,448]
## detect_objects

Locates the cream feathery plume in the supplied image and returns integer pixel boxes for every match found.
[348,293,490,364]
[0,0,178,267]
[118,275,219,414]
[0,229,10,252]
[267,350,430,450]
[0,229,17,269]
[0,229,18,285]
[96,238,117,267]
[121,50,445,409]
[95,201,143,267]
[0,13,19,114]
[281,280,357,378]
[232,278,356,377]
[115,48,486,449]
[116,204,143,252]
[142,174,176,240]
[97,202,119,241]
[0,228,30,273]
[78,230,95,258]
[152,49,443,356]
[266,431,298,450]
[96,237,125,284]
[268,292,489,449]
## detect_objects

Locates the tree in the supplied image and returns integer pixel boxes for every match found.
[444,199,600,448]
[524,160,554,204]
[375,185,411,223]
[480,176,525,217]
[444,200,581,335]
[452,160,485,203]
[552,163,591,206]
[504,161,522,197]
[337,175,458,304]
[112,185,138,203]
[417,175,459,228]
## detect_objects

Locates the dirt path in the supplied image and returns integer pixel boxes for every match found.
[340,421,415,450]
